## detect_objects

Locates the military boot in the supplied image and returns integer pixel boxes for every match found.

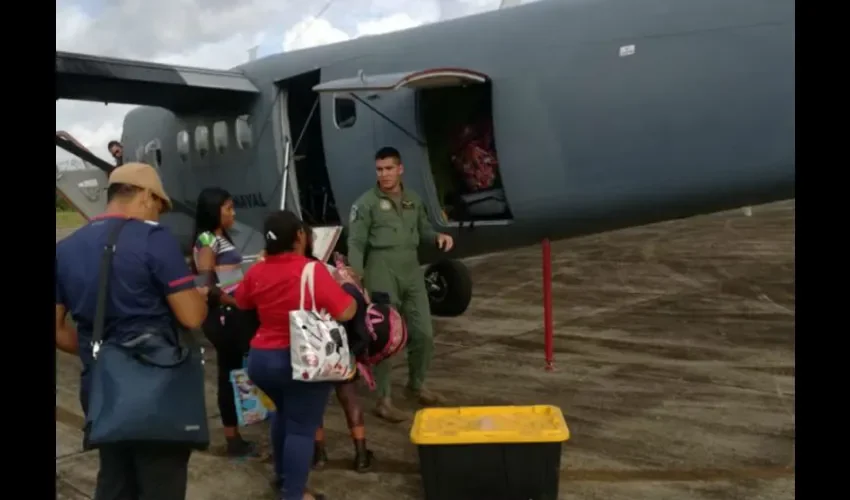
[406,386,447,406]
[373,397,410,423]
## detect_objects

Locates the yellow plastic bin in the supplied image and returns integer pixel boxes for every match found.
[410,405,570,500]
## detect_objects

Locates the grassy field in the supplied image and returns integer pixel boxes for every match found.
[55,211,85,229]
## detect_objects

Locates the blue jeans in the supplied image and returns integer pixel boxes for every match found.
[247,348,332,500]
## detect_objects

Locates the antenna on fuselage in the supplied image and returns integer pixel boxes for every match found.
[247,45,259,62]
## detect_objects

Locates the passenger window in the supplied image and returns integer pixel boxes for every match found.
[176,131,190,161]
[144,139,162,168]
[194,125,210,158]
[334,96,356,129]
[235,115,253,149]
[213,121,229,154]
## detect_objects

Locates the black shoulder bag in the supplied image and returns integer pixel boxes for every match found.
[85,219,210,450]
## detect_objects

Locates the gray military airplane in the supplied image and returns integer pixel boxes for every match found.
[55,0,795,318]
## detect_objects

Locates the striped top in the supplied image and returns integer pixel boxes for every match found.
[193,231,244,294]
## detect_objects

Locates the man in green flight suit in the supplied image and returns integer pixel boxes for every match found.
[347,146,455,423]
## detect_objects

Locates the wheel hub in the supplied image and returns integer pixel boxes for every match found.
[425,271,449,303]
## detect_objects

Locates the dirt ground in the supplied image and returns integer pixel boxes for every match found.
[56,201,795,500]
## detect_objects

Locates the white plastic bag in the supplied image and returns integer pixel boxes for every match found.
[290,261,357,382]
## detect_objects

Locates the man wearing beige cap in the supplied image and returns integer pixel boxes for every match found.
[104,161,173,213]
[55,163,208,500]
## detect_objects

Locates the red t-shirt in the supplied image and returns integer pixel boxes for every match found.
[235,253,354,349]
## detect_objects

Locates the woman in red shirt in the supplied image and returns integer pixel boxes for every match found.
[235,211,356,500]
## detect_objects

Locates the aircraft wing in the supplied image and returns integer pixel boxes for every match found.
[55,131,114,174]
[55,132,267,256]
[56,131,198,218]
[56,51,260,114]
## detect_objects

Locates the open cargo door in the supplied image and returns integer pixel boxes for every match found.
[313,68,512,225]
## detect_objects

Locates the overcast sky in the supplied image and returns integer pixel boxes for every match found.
[56,0,533,166]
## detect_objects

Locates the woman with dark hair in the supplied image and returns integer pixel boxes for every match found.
[192,187,259,458]
[302,233,373,473]
[235,210,357,500]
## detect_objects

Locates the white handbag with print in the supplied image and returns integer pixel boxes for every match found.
[289,261,357,382]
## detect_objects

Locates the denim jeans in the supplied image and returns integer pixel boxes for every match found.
[247,348,332,500]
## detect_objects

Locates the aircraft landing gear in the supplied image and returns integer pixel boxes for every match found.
[425,259,473,317]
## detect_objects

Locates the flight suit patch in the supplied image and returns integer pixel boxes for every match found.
[401,200,414,209]
[349,204,360,223]
[379,200,393,211]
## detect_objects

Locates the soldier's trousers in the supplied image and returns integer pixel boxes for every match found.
[364,251,434,399]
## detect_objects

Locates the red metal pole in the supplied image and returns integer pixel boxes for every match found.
[542,238,554,371]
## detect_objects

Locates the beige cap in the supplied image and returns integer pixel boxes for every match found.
[108,162,172,211]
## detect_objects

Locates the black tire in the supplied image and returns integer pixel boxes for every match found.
[425,259,473,317]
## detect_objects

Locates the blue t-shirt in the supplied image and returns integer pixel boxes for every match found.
[55,214,195,411]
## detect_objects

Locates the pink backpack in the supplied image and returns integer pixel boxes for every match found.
[332,254,408,389]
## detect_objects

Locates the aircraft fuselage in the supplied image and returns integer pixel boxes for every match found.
[110,0,793,260]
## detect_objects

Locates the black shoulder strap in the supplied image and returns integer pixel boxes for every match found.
[91,219,131,349]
